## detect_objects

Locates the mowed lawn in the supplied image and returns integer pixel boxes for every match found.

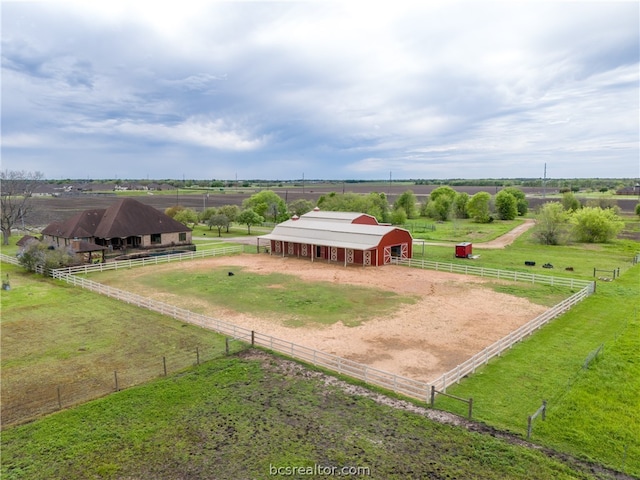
[0,263,239,427]
[84,265,418,327]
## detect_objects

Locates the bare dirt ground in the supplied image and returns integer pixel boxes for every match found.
[123,254,548,383]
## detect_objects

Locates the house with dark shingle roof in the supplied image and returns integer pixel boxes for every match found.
[41,198,192,254]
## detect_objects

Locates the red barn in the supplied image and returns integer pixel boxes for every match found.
[258,210,413,266]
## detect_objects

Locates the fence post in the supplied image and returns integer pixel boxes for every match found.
[57,386,62,409]
[163,356,167,376]
[114,371,119,392]
[430,385,436,407]
[251,330,255,346]
[225,338,230,355]
[196,347,200,365]
[468,398,473,420]
[542,400,547,420]
[527,415,532,439]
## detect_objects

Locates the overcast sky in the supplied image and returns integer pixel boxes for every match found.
[2,1,638,181]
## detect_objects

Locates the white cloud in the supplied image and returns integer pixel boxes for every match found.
[1,1,638,179]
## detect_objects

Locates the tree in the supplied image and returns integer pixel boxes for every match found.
[199,207,218,225]
[424,197,452,221]
[0,170,44,245]
[237,209,264,234]
[173,208,199,227]
[208,214,230,237]
[164,205,185,219]
[18,240,75,272]
[316,192,390,223]
[494,190,518,220]
[242,190,287,222]
[424,186,458,221]
[287,199,314,217]
[635,203,640,217]
[570,207,624,243]
[502,187,528,216]
[394,190,418,219]
[218,205,240,232]
[532,202,571,245]
[429,186,457,203]
[390,207,408,225]
[561,192,581,212]
[453,192,469,219]
[466,191,492,223]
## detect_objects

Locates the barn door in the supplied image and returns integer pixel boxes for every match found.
[383,246,392,264]
[401,243,408,259]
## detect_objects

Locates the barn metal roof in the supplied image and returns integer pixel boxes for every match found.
[298,210,376,223]
[259,218,405,251]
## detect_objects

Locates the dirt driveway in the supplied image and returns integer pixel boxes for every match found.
[122,254,547,383]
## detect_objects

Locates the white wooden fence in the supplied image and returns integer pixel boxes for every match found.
[394,257,594,290]
[46,256,595,402]
[3,248,598,401]
[0,253,21,266]
[50,245,244,275]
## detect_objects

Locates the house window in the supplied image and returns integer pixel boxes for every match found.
[151,233,161,244]
[179,232,186,242]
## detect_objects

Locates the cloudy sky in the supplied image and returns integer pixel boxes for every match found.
[2,1,638,181]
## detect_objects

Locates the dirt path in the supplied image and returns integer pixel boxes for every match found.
[475,218,536,248]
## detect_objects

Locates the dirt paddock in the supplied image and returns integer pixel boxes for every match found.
[129,254,548,382]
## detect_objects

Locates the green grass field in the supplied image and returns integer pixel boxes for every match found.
[1,214,638,478]
[0,353,618,480]
[86,265,417,327]
[435,264,640,476]
[414,227,638,282]
[0,263,243,428]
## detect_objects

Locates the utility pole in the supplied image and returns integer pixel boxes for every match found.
[543,163,547,199]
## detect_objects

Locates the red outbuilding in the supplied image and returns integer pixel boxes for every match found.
[455,242,473,258]
[258,210,413,266]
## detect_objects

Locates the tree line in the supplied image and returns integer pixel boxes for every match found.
[2,170,633,247]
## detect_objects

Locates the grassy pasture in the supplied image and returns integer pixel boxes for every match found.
[414,227,638,281]
[0,353,617,480]
[0,263,241,428]
[2,214,638,477]
[435,264,640,476]
[406,218,525,243]
[85,265,417,327]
